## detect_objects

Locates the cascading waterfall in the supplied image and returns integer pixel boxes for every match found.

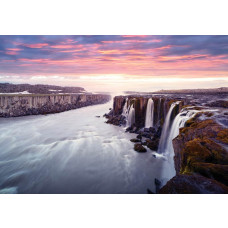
[122,98,128,117]
[165,109,198,156]
[145,98,154,128]
[157,101,180,154]
[127,104,135,127]
[158,107,197,186]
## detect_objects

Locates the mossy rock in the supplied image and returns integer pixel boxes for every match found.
[179,137,228,185]
[191,162,228,186]
[216,129,228,144]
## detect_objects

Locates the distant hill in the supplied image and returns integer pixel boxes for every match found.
[125,87,228,95]
[0,83,85,94]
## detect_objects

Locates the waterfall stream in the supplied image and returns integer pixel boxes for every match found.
[166,109,198,156]
[145,98,154,128]
[127,104,135,127]
[122,98,128,117]
[157,101,180,154]
[158,106,198,186]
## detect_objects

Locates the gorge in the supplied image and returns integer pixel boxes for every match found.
[0,83,227,194]
[105,91,228,193]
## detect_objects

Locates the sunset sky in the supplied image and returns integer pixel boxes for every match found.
[0,35,228,92]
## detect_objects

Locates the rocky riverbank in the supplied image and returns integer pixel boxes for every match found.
[0,94,111,117]
[104,92,228,193]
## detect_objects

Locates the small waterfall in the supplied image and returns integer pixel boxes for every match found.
[127,104,135,127]
[122,98,128,117]
[157,98,161,126]
[157,101,180,154]
[145,98,154,128]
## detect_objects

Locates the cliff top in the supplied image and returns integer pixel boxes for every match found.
[125,87,228,95]
[0,83,85,94]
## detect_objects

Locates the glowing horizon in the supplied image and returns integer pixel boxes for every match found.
[0,35,228,92]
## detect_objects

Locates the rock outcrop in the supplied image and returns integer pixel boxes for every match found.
[0,94,111,117]
[160,113,228,193]
[159,174,228,194]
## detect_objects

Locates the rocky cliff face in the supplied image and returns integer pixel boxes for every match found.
[106,94,228,193]
[109,95,185,129]
[159,112,228,193]
[0,94,111,117]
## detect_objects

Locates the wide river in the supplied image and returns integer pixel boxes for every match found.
[0,100,174,194]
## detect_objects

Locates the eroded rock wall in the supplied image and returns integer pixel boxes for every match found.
[110,95,184,128]
[0,94,111,117]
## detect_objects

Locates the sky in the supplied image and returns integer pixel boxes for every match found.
[0,35,228,92]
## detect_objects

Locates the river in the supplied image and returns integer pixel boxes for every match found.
[0,100,172,194]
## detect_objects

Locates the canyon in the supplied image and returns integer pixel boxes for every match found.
[104,91,228,193]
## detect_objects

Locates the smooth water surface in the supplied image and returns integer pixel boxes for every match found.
[0,101,171,194]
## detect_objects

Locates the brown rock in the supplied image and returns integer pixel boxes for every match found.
[134,144,147,153]
[159,174,228,194]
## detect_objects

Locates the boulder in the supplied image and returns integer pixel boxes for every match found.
[134,144,147,153]
[130,138,141,143]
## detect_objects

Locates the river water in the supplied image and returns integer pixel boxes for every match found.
[0,100,172,194]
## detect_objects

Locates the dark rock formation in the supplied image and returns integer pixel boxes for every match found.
[134,144,147,153]
[208,100,228,108]
[130,138,141,143]
[159,174,228,194]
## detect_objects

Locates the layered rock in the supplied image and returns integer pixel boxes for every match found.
[0,94,111,117]
[107,95,184,129]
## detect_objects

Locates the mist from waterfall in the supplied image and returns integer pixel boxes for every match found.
[157,101,180,154]
[127,104,135,127]
[145,98,154,128]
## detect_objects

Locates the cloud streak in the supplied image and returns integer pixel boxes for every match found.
[0,35,227,85]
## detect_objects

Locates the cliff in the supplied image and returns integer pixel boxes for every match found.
[0,94,111,117]
[159,114,228,194]
[107,95,185,129]
[105,94,228,193]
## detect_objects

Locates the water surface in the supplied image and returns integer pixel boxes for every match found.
[0,101,169,194]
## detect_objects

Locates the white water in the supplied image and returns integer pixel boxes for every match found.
[158,108,198,186]
[166,109,198,155]
[145,98,154,128]
[122,98,128,117]
[157,101,180,154]
[127,104,135,127]
[0,101,169,194]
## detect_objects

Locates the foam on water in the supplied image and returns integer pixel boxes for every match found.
[0,101,168,194]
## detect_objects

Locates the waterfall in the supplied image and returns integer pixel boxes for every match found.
[157,98,161,126]
[126,104,135,127]
[122,98,128,117]
[157,101,180,154]
[165,109,198,156]
[145,98,154,128]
